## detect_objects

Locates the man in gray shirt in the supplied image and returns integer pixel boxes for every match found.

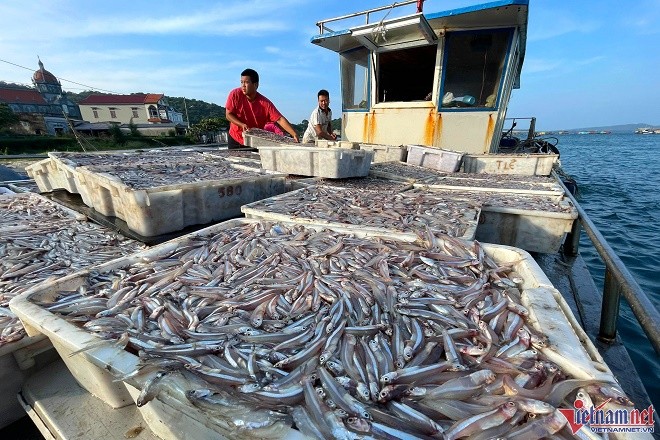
[302,89,337,144]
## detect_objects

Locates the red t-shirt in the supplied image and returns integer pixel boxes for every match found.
[225,88,283,145]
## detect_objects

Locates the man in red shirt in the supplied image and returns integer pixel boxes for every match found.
[225,68,299,149]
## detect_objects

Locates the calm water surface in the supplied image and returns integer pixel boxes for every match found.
[555,133,659,408]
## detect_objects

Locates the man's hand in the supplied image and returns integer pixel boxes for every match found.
[292,134,299,143]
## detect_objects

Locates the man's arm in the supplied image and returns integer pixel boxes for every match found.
[313,123,335,140]
[276,116,299,143]
[226,111,248,132]
[326,121,337,140]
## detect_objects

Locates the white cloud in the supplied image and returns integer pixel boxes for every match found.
[522,58,563,74]
[528,8,600,42]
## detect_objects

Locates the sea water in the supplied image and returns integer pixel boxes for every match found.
[554,132,660,409]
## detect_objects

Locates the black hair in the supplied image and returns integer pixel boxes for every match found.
[318,89,330,98]
[241,69,259,84]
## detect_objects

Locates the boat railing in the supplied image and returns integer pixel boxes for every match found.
[316,0,419,34]
[558,174,660,355]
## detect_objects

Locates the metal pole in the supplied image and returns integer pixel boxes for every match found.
[599,268,622,343]
[184,98,190,129]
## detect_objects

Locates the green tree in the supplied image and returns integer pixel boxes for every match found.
[190,117,228,136]
[128,120,141,137]
[0,103,19,131]
[109,123,126,145]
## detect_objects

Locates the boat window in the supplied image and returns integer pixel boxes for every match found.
[340,47,369,110]
[377,44,437,103]
[440,29,511,109]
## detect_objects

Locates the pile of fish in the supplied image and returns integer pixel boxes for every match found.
[246,186,478,239]
[370,162,448,182]
[0,193,142,347]
[87,161,271,190]
[413,188,574,213]
[50,149,210,168]
[0,192,76,227]
[37,221,628,439]
[245,128,296,144]
[313,177,410,193]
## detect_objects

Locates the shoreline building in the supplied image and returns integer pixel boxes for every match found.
[0,60,82,135]
[77,93,185,136]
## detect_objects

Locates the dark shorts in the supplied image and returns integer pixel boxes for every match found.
[227,134,244,150]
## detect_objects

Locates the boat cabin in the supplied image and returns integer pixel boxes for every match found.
[312,0,528,153]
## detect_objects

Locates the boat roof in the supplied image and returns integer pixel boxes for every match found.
[312,0,528,87]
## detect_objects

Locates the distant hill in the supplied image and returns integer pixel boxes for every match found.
[559,123,659,133]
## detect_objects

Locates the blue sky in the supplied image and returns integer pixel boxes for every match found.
[0,0,658,130]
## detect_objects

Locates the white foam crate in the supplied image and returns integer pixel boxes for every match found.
[359,143,407,163]
[25,158,80,194]
[475,199,578,253]
[76,165,286,237]
[9,217,633,439]
[258,145,373,178]
[242,187,479,240]
[0,335,54,428]
[406,144,464,172]
[462,153,559,175]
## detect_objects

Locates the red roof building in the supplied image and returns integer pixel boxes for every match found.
[78,93,182,125]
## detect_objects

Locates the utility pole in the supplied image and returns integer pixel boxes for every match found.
[184,98,190,128]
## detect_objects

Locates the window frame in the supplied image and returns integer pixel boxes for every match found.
[339,46,371,113]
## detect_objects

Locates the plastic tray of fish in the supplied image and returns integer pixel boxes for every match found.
[9,217,634,439]
[0,192,143,419]
[419,174,564,195]
[27,150,228,195]
[462,153,559,176]
[1,192,143,343]
[358,143,407,163]
[406,145,464,172]
[258,145,373,179]
[242,186,480,241]
[75,162,287,236]
[412,186,578,254]
[475,199,578,254]
[369,161,449,183]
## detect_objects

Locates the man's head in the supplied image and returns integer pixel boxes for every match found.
[240,69,259,99]
[317,89,330,111]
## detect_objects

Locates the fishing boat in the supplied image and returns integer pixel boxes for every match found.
[1,1,657,439]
